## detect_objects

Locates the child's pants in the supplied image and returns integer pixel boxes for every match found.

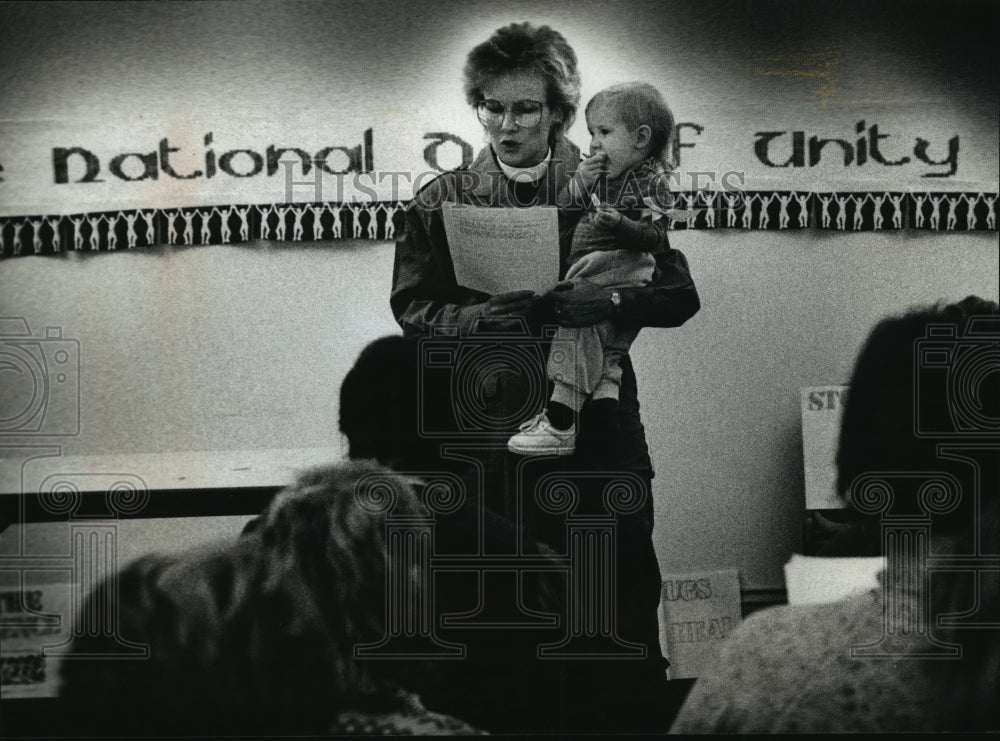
[548,249,656,410]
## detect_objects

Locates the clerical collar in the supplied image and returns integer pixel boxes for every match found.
[495,148,552,183]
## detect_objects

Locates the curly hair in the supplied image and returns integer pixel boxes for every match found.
[463,22,581,140]
[59,546,283,734]
[60,462,436,735]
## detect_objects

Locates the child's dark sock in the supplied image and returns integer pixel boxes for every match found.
[546,401,575,430]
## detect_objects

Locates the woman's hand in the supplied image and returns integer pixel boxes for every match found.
[549,280,614,326]
[482,289,539,318]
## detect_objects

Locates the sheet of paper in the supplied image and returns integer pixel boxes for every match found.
[441,202,560,295]
[784,553,885,605]
[659,569,742,679]
[801,385,849,509]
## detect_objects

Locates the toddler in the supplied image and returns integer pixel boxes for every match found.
[508,81,674,456]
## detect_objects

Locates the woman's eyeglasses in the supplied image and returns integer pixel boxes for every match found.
[476,99,544,129]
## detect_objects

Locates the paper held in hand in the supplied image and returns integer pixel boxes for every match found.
[441,202,560,295]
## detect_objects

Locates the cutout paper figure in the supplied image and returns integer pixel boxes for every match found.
[351,203,363,238]
[383,202,399,239]
[758,193,772,229]
[179,210,194,245]
[795,191,811,228]
[124,211,140,248]
[28,217,44,252]
[777,193,792,229]
[700,190,716,228]
[86,214,104,250]
[852,194,865,230]
[275,205,290,241]
[257,204,274,239]
[912,194,927,228]
[106,214,119,250]
[945,196,958,231]
[48,216,61,250]
[311,204,326,240]
[835,195,849,230]
[819,194,832,228]
[889,194,904,229]
[742,194,755,229]
[330,205,343,238]
[69,215,85,250]
[165,210,178,244]
[868,193,885,230]
[929,194,946,230]
[12,221,25,255]
[725,192,740,228]
[200,209,212,245]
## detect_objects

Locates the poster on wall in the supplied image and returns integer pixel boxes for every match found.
[0,583,73,699]
[658,568,743,680]
[0,0,997,257]
[801,385,849,510]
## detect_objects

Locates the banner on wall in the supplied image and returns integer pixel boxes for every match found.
[0,1,997,257]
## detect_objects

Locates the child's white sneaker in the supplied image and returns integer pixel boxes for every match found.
[507,412,576,456]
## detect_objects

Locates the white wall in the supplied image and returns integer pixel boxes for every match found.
[2,231,995,588]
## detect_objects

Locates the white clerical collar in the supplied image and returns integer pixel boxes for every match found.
[496,148,552,183]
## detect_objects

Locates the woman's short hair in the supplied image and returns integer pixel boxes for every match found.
[587,82,676,169]
[463,22,581,138]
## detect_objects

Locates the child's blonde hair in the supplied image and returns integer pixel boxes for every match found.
[586,82,675,171]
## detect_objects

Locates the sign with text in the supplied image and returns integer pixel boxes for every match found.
[659,569,742,680]
[0,2,997,222]
[0,583,73,699]
[801,385,850,510]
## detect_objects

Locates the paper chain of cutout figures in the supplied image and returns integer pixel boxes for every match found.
[0,192,996,257]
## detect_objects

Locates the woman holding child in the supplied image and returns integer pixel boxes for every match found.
[391,21,699,731]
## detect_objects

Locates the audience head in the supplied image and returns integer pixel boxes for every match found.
[62,461,437,734]
[835,295,999,730]
[59,544,278,734]
[836,295,999,541]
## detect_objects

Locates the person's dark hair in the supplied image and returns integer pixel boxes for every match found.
[464,22,581,140]
[58,545,294,735]
[836,295,999,531]
[62,463,438,735]
[587,82,676,170]
[242,459,435,701]
[339,334,459,471]
[834,295,999,731]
